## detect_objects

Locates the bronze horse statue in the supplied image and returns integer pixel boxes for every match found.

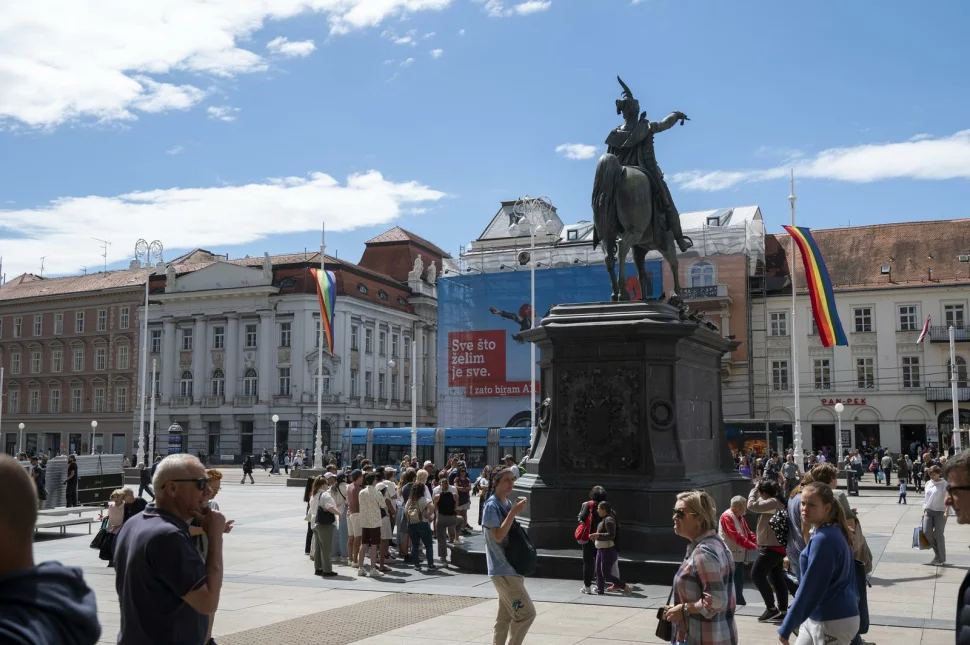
[591,77,692,302]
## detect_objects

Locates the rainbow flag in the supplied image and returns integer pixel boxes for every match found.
[311,267,337,354]
[783,225,848,348]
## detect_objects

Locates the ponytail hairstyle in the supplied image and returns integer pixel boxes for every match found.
[310,475,328,498]
[790,471,815,499]
[802,482,853,548]
[597,501,615,520]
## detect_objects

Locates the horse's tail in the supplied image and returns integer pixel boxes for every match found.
[591,153,623,250]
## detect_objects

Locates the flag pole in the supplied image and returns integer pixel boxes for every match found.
[789,169,804,469]
[315,222,326,470]
[951,325,962,452]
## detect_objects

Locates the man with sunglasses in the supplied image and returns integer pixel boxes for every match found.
[943,450,970,643]
[114,454,227,645]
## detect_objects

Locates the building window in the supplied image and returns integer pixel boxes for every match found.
[378,372,386,399]
[770,311,788,337]
[901,356,921,388]
[54,313,63,335]
[403,374,411,401]
[13,317,22,338]
[404,338,411,359]
[313,369,331,395]
[813,359,831,390]
[115,386,128,412]
[357,284,368,294]
[49,389,61,413]
[213,326,225,350]
[8,390,19,413]
[118,345,129,370]
[93,387,106,412]
[150,329,162,354]
[51,349,63,373]
[211,369,225,397]
[95,347,107,371]
[243,368,258,397]
[856,357,875,389]
[351,325,359,351]
[314,320,321,348]
[120,307,130,329]
[180,370,194,398]
[809,317,818,336]
[97,309,107,331]
[379,331,387,356]
[365,328,373,354]
[10,352,21,375]
[379,290,388,301]
[948,357,968,388]
[279,321,292,348]
[690,261,715,287]
[392,334,399,357]
[945,304,966,328]
[364,371,373,397]
[278,367,291,396]
[33,314,43,336]
[244,324,257,348]
[70,388,82,413]
[28,389,40,413]
[853,307,872,333]
[181,328,193,351]
[72,348,83,371]
[771,360,789,391]
[30,351,42,374]
[898,305,919,331]
[350,369,358,396]
[391,373,398,399]
[75,311,84,333]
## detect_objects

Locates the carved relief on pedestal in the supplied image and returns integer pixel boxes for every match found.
[557,367,640,472]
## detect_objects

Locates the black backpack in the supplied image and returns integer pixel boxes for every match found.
[495,497,537,576]
[768,507,789,545]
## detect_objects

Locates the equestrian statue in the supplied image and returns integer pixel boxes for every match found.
[592,76,693,302]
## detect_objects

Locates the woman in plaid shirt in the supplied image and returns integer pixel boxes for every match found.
[664,490,738,645]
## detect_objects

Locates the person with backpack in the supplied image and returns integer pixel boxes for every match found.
[747,479,789,622]
[577,485,608,594]
[482,467,535,645]
[309,474,339,577]
[404,483,436,571]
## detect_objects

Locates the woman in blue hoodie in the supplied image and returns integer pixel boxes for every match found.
[778,482,859,645]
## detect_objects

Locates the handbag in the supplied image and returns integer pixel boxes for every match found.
[495,497,537,577]
[90,518,109,550]
[655,587,675,641]
[98,531,116,561]
[575,501,595,544]
[316,505,336,525]
[912,526,930,550]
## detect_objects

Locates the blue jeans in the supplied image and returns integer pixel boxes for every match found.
[408,521,434,567]
[734,561,746,604]
[332,507,349,558]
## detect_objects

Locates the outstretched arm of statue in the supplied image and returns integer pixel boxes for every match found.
[652,112,687,134]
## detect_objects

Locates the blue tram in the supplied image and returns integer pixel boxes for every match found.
[339,427,532,480]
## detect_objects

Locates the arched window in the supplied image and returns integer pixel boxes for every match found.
[211,369,225,397]
[948,357,968,388]
[314,367,331,395]
[690,261,715,287]
[179,370,194,398]
[243,368,258,396]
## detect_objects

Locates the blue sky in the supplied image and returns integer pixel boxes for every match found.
[2,1,969,278]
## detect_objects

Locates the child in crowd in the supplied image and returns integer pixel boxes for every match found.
[899,480,907,504]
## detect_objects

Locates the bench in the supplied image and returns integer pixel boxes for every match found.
[37,507,100,518]
[35,517,96,535]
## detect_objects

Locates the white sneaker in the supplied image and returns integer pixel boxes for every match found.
[357,568,367,577]
[370,568,384,577]
[580,586,591,594]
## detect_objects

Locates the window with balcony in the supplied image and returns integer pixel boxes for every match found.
[244,324,257,348]
[118,345,129,370]
[95,347,107,371]
[93,387,106,413]
[278,367,291,396]
[211,369,225,397]
[813,359,831,389]
[181,328,193,351]
[243,368,258,397]
[150,329,162,354]
[30,351,42,374]
[97,309,107,331]
[365,371,373,397]
[771,360,789,391]
[11,352,21,375]
[945,304,966,328]
[898,305,919,331]
[180,371,194,398]
[948,357,968,388]
[379,331,387,356]
[33,314,43,336]
[54,313,63,335]
[70,388,82,413]
[116,387,128,412]
[365,328,373,354]
[351,325,359,351]
[770,312,788,337]
[14,317,22,338]
[8,390,19,413]
[51,349,63,373]
[120,307,130,329]
[213,326,225,350]
[856,357,875,389]
[901,356,921,388]
[72,348,83,371]
[75,311,84,333]
[689,261,715,287]
[49,389,61,413]
[279,321,292,348]
[350,369,359,396]
[853,307,873,333]
[28,389,40,413]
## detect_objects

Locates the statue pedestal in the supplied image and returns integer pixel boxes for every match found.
[513,301,749,557]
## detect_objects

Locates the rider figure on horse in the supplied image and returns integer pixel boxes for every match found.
[604,77,692,253]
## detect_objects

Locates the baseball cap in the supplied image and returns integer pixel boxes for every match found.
[323,472,335,479]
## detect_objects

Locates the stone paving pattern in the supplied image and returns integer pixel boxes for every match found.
[33,469,961,644]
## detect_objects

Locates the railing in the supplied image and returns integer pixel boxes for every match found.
[301,393,340,404]
[928,325,970,342]
[680,284,729,300]
[170,396,192,407]
[201,396,224,408]
[273,394,292,404]
[233,395,257,407]
[925,384,970,402]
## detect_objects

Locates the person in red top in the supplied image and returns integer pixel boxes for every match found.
[718,496,757,606]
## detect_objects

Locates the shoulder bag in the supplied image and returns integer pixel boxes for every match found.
[575,501,595,544]
[495,497,537,576]
[655,587,676,641]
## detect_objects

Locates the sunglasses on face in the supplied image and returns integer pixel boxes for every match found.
[949,485,970,493]
[170,477,210,491]
[672,509,698,520]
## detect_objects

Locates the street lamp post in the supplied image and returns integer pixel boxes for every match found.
[271,414,279,473]
[134,239,163,468]
[90,420,98,455]
[18,422,25,457]
[834,402,845,468]
[410,340,417,459]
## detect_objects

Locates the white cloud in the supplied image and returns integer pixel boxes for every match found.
[671,130,970,191]
[266,36,316,58]
[479,0,551,17]
[400,58,415,67]
[0,1,454,128]
[423,32,436,39]
[555,143,597,160]
[458,28,466,35]
[166,145,184,155]
[383,59,395,65]
[207,106,240,122]
[430,49,444,59]
[382,28,417,45]
[0,171,446,277]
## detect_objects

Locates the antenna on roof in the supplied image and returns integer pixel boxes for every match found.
[91,237,112,273]
[39,256,47,278]
[80,266,87,276]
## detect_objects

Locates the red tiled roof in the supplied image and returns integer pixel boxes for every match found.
[365,226,451,258]
[0,270,147,302]
[766,218,970,292]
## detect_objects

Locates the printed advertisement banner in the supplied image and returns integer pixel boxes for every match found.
[437,261,662,428]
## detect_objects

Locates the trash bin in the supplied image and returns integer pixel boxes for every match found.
[846,468,859,496]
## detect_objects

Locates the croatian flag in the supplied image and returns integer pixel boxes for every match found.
[916,315,931,344]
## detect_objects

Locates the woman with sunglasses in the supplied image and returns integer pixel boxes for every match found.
[665,490,737,645]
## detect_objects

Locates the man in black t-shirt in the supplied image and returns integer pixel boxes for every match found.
[66,455,79,507]
[29,457,47,510]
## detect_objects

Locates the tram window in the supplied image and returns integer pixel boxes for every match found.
[374,445,409,467]
[504,446,528,463]
[351,443,367,461]
[417,445,435,465]
[446,446,486,469]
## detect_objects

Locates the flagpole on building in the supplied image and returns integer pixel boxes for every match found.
[951,325,962,452]
[789,169,804,468]
[315,222,326,470]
